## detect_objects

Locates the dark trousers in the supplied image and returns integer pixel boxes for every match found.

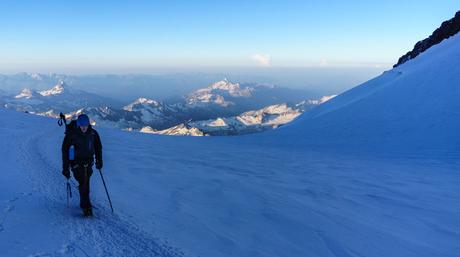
[72,163,93,209]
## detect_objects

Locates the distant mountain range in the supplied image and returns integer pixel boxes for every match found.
[0,72,318,101]
[1,79,335,135]
[179,79,315,120]
[3,81,122,114]
[141,103,309,136]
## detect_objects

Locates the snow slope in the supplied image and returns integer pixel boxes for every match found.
[271,32,460,156]
[0,108,459,257]
[0,110,185,257]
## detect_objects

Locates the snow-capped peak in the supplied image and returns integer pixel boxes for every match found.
[134,97,159,105]
[209,117,227,127]
[208,79,253,97]
[186,80,255,107]
[258,103,293,114]
[123,97,161,111]
[142,123,206,136]
[139,126,157,133]
[15,88,34,99]
[236,103,301,126]
[210,79,240,91]
[39,81,66,96]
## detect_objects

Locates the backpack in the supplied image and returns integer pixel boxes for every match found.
[58,113,79,162]
[58,112,79,136]
[65,120,79,136]
[58,112,97,163]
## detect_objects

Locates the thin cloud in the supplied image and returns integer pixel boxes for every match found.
[251,53,271,67]
[319,58,329,67]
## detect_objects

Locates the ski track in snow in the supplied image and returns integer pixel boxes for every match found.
[17,129,187,257]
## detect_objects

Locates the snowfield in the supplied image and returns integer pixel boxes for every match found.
[1,27,460,257]
[0,110,459,257]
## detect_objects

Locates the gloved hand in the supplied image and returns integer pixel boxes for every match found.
[62,168,70,179]
[96,160,103,170]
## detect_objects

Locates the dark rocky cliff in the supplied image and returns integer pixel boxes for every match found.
[394,11,460,67]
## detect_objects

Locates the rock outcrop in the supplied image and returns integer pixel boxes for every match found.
[394,11,460,67]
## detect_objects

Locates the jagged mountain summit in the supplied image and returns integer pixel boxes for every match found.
[123,97,163,111]
[38,81,65,96]
[14,81,66,101]
[394,10,460,67]
[15,88,39,99]
[123,97,179,126]
[186,79,254,107]
[4,81,122,114]
[182,79,311,120]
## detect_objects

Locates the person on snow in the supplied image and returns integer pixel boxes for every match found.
[62,114,103,216]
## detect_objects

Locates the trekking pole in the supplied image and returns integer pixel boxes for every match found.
[97,169,114,213]
[66,179,72,207]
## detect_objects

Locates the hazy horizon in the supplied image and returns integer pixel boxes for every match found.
[0,66,386,101]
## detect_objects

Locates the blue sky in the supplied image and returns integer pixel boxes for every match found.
[0,0,459,73]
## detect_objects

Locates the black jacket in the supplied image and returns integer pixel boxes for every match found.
[62,125,102,170]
